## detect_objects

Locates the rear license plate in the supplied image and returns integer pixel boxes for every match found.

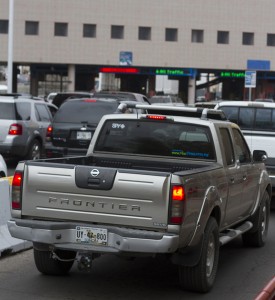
[75,226,107,245]
[76,131,92,140]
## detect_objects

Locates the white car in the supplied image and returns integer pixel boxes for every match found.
[0,154,7,178]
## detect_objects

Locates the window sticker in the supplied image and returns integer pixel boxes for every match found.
[171,149,209,158]
[112,123,126,129]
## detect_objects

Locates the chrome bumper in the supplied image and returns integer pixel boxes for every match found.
[8,219,179,254]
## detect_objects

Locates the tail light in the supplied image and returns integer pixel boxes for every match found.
[46,125,53,142]
[169,185,185,224]
[12,171,23,210]
[8,123,23,135]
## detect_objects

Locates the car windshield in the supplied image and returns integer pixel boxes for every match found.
[95,119,215,159]
[53,100,119,123]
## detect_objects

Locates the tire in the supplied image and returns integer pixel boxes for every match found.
[242,191,270,247]
[26,139,42,160]
[33,248,76,275]
[178,217,220,293]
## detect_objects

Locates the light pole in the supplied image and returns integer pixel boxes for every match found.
[7,0,14,93]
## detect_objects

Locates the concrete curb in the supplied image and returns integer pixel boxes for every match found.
[0,178,32,257]
[255,276,275,300]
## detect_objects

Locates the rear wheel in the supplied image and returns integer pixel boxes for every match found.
[34,248,76,275]
[26,139,41,160]
[178,217,219,293]
[242,191,270,247]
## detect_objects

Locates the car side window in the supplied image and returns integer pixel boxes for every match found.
[15,102,31,120]
[219,106,239,124]
[219,128,235,166]
[239,107,254,129]
[232,128,251,163]
[35,104,52,122]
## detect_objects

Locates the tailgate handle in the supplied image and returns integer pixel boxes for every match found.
[88,178,100,185]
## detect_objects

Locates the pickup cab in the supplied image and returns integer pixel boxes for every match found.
[8,104,271,293]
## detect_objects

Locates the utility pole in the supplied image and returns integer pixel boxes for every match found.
[7,0,14,93]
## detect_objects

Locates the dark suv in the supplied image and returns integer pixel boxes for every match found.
[0,94,58,160]
[52,92,93,107]
[45,97,138,158]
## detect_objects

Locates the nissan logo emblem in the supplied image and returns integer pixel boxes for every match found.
[90,169,100,177]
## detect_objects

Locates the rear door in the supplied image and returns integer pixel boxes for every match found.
[35,103,53,144]
[231,127,259,215]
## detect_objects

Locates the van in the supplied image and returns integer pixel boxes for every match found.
[215,100,275,194]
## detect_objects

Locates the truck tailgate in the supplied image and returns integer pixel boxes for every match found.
[21,164,171,229]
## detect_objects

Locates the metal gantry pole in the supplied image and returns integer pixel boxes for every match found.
[7,0,14,93]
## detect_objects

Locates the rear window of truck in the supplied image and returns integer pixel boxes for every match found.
[95,119,216,160]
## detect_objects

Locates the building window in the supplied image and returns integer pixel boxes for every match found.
[54,22,68,37]
[217,31,229,44]
[267,33,275,46]
[0,20,8,34]
[138,26,151,40]
[25,21,39,35]
[242,32,254,45]
[165,28,178,42]
[191,29,204,43]
[83,24,96,38]
[111,25,124,39]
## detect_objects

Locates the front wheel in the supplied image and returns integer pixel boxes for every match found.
[242,190,270,247]
[34,248,76,275]
[178,217,220,293]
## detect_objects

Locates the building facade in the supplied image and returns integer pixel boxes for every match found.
[1,0,275,102]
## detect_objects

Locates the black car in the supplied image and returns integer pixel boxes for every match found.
[51,92,93,108]
[45,97,139,158]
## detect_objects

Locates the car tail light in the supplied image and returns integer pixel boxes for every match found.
[8,123,23,135]
[12,171,23,210]
[169,185,185,224]
[46,125,53,142]
[146,115,167,120]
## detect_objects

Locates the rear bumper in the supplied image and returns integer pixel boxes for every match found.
[45,143,87,158]
[8,219,179,254]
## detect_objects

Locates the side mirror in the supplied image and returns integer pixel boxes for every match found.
[253,150,268,162]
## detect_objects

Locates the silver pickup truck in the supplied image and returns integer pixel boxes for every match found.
[8,104,271,293]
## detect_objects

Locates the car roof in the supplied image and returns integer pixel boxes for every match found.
[52,91,93,107]
[215,100,275,108]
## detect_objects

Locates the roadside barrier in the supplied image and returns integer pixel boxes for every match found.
[0,178,31,257]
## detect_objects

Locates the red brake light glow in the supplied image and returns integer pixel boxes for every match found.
[12,172,22,186]
[8,124,23,135]
[146,115,167,120]
[84,99,97,102]
[172,186,185,201]
[12,171,23,210]
[170,185,185,225]
[46,125,53,141]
